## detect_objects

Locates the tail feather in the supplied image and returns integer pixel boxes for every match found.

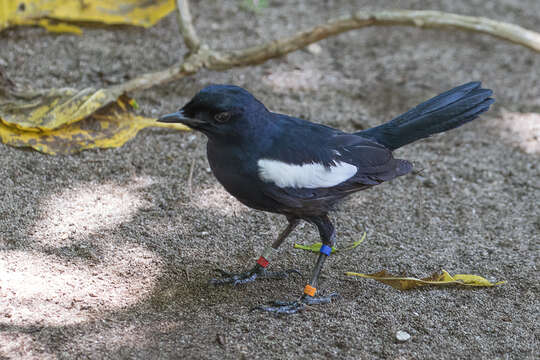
[358,82,494,150]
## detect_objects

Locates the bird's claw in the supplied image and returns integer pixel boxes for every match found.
[302,292,339,305]
[253,292,339,314]
[209,269,258,286]
[253,300,306,314]
[209,267,301,286]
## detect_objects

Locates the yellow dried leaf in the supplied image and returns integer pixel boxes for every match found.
[38,19,83,35]
[0,0,175,33]
[0,94,189,155]
[294,232,366,253]
[345,269,505,290]
[451,273,504,286]
[1,88,115,131]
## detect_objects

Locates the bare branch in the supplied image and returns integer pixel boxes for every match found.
[209,10,540,69]
[108,47,212,95]
[108,64,189,96]
[369,10,540,52]
[117,9,540,93]
[176,0,201,52]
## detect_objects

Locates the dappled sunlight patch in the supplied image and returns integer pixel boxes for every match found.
[0,332,38,359]
[263,68,352,94]
[0,176,164,328]
[0,245,161,327]
[494,110,540,154]
[263,68,324,93]
[31,176,154,247]
[195,185,248,215]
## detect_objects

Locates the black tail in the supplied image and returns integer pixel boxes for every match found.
[358,82,495,150]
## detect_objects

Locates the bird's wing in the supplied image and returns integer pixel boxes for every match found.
[258,133,412,213]
[330,134,412,185]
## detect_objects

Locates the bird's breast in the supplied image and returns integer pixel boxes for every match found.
[206,142,277,212]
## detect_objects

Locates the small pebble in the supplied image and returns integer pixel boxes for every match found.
[422,179,436,188]
[307,43,322,55]
[396,330,411,342]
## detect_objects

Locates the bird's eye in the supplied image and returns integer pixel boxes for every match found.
[214,112,231,123]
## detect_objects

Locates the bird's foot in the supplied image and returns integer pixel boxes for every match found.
[209,267,301,286]
[254,293,339,314]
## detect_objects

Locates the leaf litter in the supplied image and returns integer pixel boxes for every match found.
[294,234,505,289]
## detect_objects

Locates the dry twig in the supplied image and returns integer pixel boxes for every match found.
[112,6,540,95]
[176,0,201,52]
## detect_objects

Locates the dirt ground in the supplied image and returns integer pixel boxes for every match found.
[1,1,539,359]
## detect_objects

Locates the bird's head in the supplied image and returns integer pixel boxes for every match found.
[158,84,268,140]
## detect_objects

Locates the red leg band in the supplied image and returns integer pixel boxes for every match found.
[256,256,269,268]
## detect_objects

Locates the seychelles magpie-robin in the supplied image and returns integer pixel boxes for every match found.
[159,82,494,314]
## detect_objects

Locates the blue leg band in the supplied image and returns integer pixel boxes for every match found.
[320,244,332,256]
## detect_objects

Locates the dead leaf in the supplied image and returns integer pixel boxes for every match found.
[345,269,505,289]
[0,0,175,34]
[0,94,189,155]
[294,232,366,253]
[0,87,117,131]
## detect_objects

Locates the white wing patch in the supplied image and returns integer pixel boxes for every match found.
[257,159,357,189]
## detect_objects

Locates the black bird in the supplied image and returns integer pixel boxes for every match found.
[159,82,494,314]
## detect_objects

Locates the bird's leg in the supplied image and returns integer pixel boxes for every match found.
[210,217,301,286]
[256,215,339,314]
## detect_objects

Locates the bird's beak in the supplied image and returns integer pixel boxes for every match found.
[157,110,204,128]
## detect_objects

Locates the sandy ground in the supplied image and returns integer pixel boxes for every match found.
[1,1,539,359]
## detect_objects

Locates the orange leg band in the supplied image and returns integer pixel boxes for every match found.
[303,284,316,297]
